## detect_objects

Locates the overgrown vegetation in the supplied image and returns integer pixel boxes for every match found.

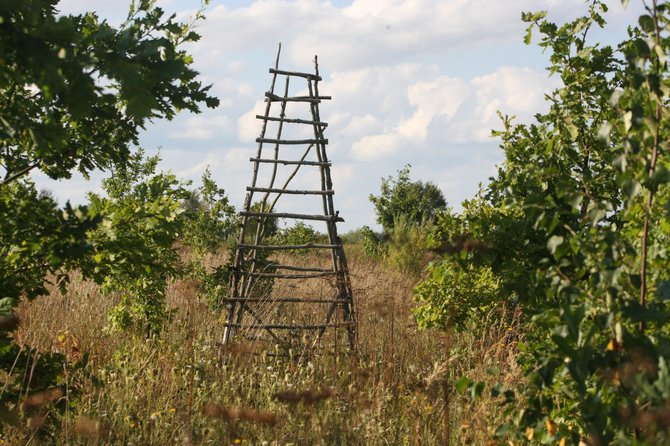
[415,0,670,444]
[3,0,670,444]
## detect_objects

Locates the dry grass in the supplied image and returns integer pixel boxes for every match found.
[2,245,523,445]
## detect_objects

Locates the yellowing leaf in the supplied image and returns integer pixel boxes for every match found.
[607,339,622,352]
[525,427,534,440]
[546,419,558,436]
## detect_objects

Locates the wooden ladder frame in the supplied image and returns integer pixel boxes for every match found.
[221,47,357,352]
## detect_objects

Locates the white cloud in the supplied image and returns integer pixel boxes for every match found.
[344,65,558,161]
[45,0,644,230]
[169,115,233,140]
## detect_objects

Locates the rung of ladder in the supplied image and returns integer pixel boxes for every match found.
[225,322,352,330]
[238,243,341,251]
[269,68,322,81]
[265,92,331,103]
[249,158,331,167]
[238,271,339,279]
[256,115,328,127]
[239,211,344,222]
[256,137,328,145]
[249,263,332,273]
[222,297,348,303]
[247,187,333,195]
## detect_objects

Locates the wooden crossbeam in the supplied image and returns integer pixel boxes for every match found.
[269,68,322,81]
[256,137,328,145]
[238,243,341,251]
[239,211,343,222]
[265,92,331,103]
[249,158,331,167]
[222,298,348,303]
[247,187,334,195]
[255,115,328,127]
[247,262,333,273]
[226,322,352,330]
[237,271,339,279]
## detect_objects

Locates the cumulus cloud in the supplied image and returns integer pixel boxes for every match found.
[45,0,643,229]
[345,66,558,161]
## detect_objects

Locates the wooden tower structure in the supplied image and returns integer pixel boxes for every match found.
[221,48,356,352]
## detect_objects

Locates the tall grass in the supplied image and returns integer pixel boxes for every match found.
[3,246,523,445]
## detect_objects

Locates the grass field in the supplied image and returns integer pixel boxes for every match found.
[4,245,522,445]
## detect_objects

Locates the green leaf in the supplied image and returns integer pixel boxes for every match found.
[547,235,564,255]
[454,376,473,393]
[657,281,670,301]
[624,110,633,132]
[470,381,485,400]
[639,15,655,33]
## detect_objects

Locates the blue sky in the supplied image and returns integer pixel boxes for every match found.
[44,0,644,231]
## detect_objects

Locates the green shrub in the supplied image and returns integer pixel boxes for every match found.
[369,165,447,233]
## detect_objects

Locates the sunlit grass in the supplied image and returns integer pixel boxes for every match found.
[4,246,522,445]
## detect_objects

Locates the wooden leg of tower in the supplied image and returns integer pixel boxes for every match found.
[222,304,236,345]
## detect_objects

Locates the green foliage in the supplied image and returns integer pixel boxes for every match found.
[0,180,98,402]
[414,261,498,331]
[382,217,432,277]
[369,165,447,233]
[181,169,236,309]
[0,0,218,185]
[85,152,188,334]
[413,196,538,331]
[182,168,237,255]
[0,0,217,425]
[269,221,322,254]
[0,182,97,303]
[416,1,670,443]
[359,225,386,259]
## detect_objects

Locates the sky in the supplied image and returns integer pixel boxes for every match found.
[43,0,644,231]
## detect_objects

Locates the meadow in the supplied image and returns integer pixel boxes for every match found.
[3,245,521,445]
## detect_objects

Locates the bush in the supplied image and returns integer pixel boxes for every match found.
[369,165,447,233]
[358,225,386,259]
[269,222,323,254]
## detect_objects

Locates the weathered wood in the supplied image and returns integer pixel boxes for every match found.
[265,92,331,103]
[249,158,331,167]
[247,187,334,195]
[239,211,344,222]
[269,68,322,81]
[222,297,348,303]
[224,56,357,351]
[256,137,328,145]
[226,322,352,330]
[238,243,341,251]
[249,263,333,273]
[238,271,339,279]
[256,115,328,127]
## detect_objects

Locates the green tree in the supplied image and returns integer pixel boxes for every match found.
[182,168,237,255]
[416,1,670,443]
[85,152,189,334]
[0,0,217,185]
[369,165,447,232]
[181,169,237,309]
[0,0,217,416]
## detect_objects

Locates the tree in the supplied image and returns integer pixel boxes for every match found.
[415,1,670,443]
[369,165,447,233]
[0,0,217,414]
[182,168,237,256]
[0,0,217,185]
[85,152,189,334]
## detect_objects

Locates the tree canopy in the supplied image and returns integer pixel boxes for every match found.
[415,1,670,443]
[0,0,218,185]
[0,0,219,410]
[369,165,447,233]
